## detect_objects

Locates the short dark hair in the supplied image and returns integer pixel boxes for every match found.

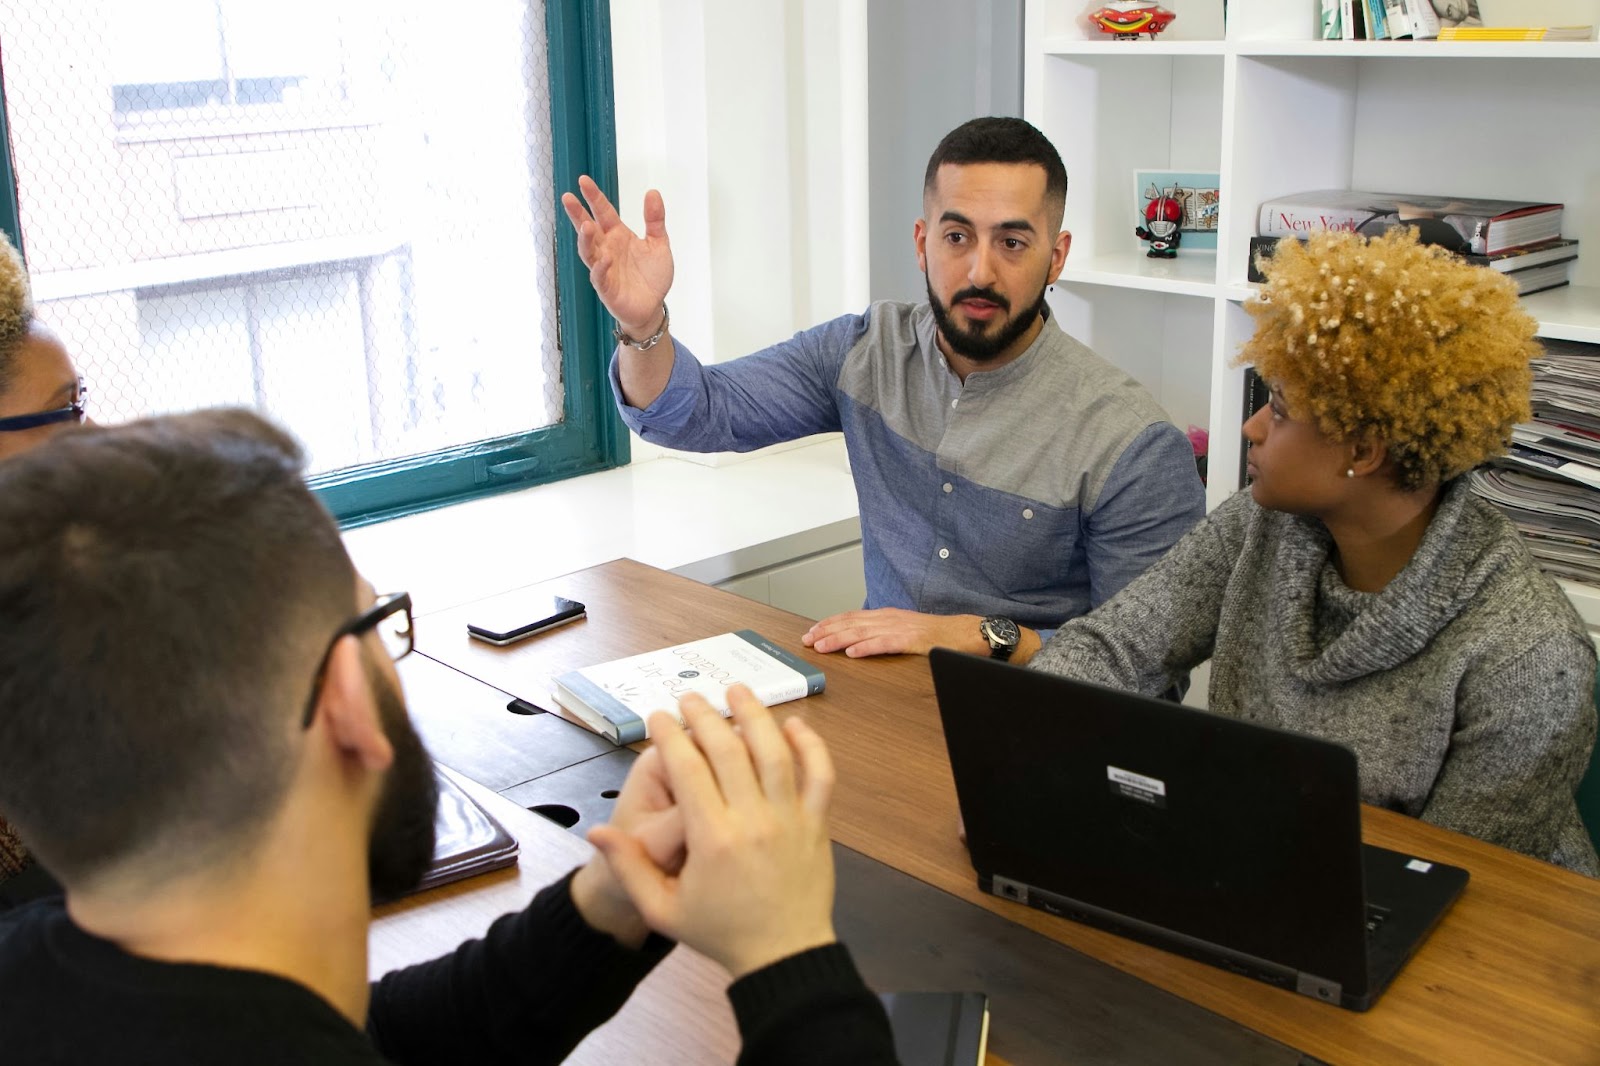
[922,117,1069,225]
[0,408,356,887]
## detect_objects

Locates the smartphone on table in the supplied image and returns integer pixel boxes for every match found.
[466,595,587,646]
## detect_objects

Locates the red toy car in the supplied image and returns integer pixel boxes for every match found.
[1087,2,1178,40]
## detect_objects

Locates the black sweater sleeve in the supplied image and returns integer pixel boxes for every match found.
[366,868,672,1065]
[727,943,901,1066]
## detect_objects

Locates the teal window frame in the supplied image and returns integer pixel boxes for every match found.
[0,0,629,529]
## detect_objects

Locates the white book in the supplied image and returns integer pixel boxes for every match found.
[1384,0,1414,36]
[1405,0,1443,37]
[551,630,826,744]
[1341,0,1362,38]
[1322,0,1344,38]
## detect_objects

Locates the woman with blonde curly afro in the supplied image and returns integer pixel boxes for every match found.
[0,229,83,900]
[1032,228,1597,874]
[0,231,83,463]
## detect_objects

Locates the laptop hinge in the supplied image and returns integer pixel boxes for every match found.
[1296,973,1342,1004]
[998,875,1319,996]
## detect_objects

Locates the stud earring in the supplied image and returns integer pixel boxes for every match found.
[1346,469,1355,478]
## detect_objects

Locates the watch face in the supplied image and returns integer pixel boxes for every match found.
[983,616,1020,646]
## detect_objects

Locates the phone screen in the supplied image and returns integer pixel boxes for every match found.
[466,595,586,645]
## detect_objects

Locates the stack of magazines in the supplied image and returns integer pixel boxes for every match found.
[1470,339,1600,585]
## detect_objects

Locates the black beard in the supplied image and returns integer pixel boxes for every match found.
[364,654,439,904]
[925,276,1049,363]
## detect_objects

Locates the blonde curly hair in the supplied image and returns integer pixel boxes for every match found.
[1238,227,1537,491]
[0,230,36,392]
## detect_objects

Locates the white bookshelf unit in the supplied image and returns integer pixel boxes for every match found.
[1024,0,1600,627]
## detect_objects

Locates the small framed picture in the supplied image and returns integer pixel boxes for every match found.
[1133,169,1220,250]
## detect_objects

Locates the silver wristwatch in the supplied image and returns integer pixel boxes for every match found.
[979,616,1020,661]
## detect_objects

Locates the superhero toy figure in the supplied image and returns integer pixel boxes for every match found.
[1087,2,1177,40]
[1136,189,1184,259]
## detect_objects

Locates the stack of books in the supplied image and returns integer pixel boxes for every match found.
[1321,1,1595,40]
[1322,0,1445,39]
[1470,339,1600,585]
[1248,190,1578,296]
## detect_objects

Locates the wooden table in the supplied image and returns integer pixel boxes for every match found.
[406,558,1600,1066]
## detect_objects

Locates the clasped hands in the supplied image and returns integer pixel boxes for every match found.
[571,685,838,980]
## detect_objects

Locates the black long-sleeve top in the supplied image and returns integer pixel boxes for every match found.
[0,870,899,1064]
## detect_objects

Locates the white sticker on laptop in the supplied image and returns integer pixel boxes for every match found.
[1405,859,1433,873]
[1107,765,1167,809]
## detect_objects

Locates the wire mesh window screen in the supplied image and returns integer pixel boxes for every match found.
[3,0,563,476]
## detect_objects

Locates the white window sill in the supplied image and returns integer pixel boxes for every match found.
[342,438,861,615]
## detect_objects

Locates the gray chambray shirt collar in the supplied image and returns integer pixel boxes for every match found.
[917,304,1061,395]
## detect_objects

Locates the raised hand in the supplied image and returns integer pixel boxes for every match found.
[560,175,674,338]
[588,686,838,979]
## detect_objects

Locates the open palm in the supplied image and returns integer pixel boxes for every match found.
[561,174,674,334]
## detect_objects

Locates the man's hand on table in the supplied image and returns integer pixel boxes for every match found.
[802,608,1041,662]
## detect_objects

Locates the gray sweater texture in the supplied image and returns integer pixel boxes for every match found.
[1031,480,1599,875]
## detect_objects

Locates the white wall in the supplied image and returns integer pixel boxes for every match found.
[608,0,871,464]
[866,0,1024,304]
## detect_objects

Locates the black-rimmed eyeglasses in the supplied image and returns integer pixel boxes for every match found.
[0,378,87,433]
[301,591,415,729]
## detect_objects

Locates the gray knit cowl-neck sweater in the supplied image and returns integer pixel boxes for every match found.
[1031,479,1599,875]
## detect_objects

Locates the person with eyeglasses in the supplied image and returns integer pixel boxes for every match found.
[0,408,897,1065]
[1029,229,1596,875]
[0,232,86,464]
[0,232,88,897]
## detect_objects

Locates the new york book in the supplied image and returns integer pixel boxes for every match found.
[552,630,826,744]
[1257,190,1563,255]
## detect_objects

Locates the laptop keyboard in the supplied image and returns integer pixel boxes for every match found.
[1365,903,1392,939]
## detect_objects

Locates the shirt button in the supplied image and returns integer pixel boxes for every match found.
[950,398,959,409]
[938,548,950,559]
[1023,508,1034,519]
[942,482,953,494]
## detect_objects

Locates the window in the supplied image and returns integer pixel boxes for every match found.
[0,0,626,525]
[108,0,357,122]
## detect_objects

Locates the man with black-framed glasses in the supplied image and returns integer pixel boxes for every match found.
[0,408,896,1064]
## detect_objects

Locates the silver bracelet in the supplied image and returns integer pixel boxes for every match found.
[613,303,670,351]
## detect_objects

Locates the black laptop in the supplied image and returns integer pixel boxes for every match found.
[929,648,1469,1012]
